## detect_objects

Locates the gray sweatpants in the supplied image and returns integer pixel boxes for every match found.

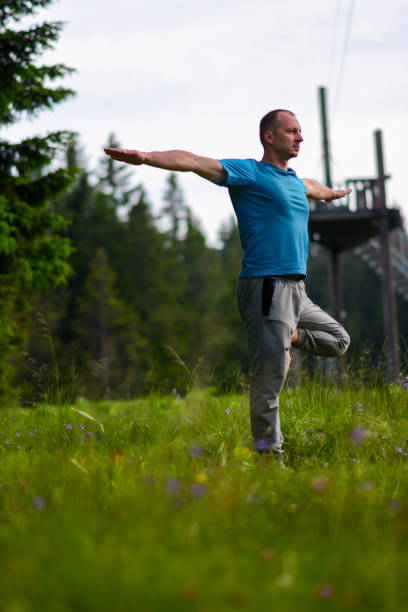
[237,276,350,454]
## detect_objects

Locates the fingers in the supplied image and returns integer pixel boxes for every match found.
[333,188,352,199]
[104,148,122,159]
[325,187,353,202]
[104,148,144,165]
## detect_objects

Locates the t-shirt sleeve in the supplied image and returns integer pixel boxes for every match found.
[297,176,307,195]
[218,158,256,187]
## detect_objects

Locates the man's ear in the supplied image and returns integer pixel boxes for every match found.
[263,130,274,145]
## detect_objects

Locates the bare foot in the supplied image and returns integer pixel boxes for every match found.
[291,328,299,345]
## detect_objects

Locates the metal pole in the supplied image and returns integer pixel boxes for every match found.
[375,129,400,379]
[318,86,332,188]
[318,87,342,322]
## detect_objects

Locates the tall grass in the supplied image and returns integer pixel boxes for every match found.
[0,376,408,611]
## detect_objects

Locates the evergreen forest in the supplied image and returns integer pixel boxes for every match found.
[11,137,408,403]
[1,0,407,405]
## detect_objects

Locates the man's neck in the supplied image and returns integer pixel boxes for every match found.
[260,151,289,170]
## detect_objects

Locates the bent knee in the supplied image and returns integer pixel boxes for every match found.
[336,329,350,356]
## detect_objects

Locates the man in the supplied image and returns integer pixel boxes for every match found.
[104,109,350,458]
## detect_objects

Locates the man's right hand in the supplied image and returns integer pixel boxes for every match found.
[104,148,146,165]
[103,148,227,185]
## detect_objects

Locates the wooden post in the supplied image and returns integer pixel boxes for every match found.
[375,130,400,379]
[318,87,332,189]
[318,86,343,323]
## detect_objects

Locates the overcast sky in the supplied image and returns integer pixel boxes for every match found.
[5,0,408,245]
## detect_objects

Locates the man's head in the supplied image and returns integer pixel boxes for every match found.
[259,109,303,161]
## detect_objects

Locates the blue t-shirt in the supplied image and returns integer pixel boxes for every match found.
[219,158,309,278]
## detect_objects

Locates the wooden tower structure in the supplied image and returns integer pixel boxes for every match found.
[308,87,403,379]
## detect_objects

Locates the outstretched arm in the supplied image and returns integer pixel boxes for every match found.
[104,148,227,185]
[302,178,352,202]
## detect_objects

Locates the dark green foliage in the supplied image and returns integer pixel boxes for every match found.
[0,0,76,396]
[212,217,248,391]
[0,1,75,124]
[72,248,147,398]
[19,146,408,401]
[96,133,140,207]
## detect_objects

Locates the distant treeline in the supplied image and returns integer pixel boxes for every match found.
[12,135,408,402]
[2,0,407,405]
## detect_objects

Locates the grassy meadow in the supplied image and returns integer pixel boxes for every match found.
[1,376,408,611]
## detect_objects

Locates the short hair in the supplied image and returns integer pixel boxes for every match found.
[259,109,296,147]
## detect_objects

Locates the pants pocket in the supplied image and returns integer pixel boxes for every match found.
[262,277,276,317]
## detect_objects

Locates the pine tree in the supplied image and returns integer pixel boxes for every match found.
[213,217,248,390]
[160,172,188,243]
[73,248,147,398]
[96,133,139,208]
[0,0,76,394]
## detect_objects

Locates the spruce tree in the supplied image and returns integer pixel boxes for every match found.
[73,248,147,398]
[96,133,139,208]
[0,0,76,394]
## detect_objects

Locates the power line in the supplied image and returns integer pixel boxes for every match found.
[332,0,356,118]
[328,0,343,93]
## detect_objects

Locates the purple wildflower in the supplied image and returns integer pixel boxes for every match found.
[395,446,403,454]
[350,427,366,447]
[177,394,181,399]
[5,440,10,445]
[81,434,86,441]
[337,389,342,395]
[66,424,73,430]
[172,388,177,394]
[189,445,203,459]
[88,432,93,437]
[80,425,85,430]
[16,432,21,437]
[32,496,46,510]
[29,431,34,436]
[17,445,23,450]
[225,408,231,415]
[65,435,70,439]
[185,418,192,424]
[165,478,182,495]
[175,426,180,431]
[190,483,207,499]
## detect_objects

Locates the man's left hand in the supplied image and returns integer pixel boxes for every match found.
[324,188,352,203]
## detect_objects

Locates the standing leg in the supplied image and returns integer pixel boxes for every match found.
[237,278,302,454]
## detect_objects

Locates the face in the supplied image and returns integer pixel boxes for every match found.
[264,112,303,159]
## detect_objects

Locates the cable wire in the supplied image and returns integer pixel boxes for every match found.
[328,0,343,93]
[331,0,355,119]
